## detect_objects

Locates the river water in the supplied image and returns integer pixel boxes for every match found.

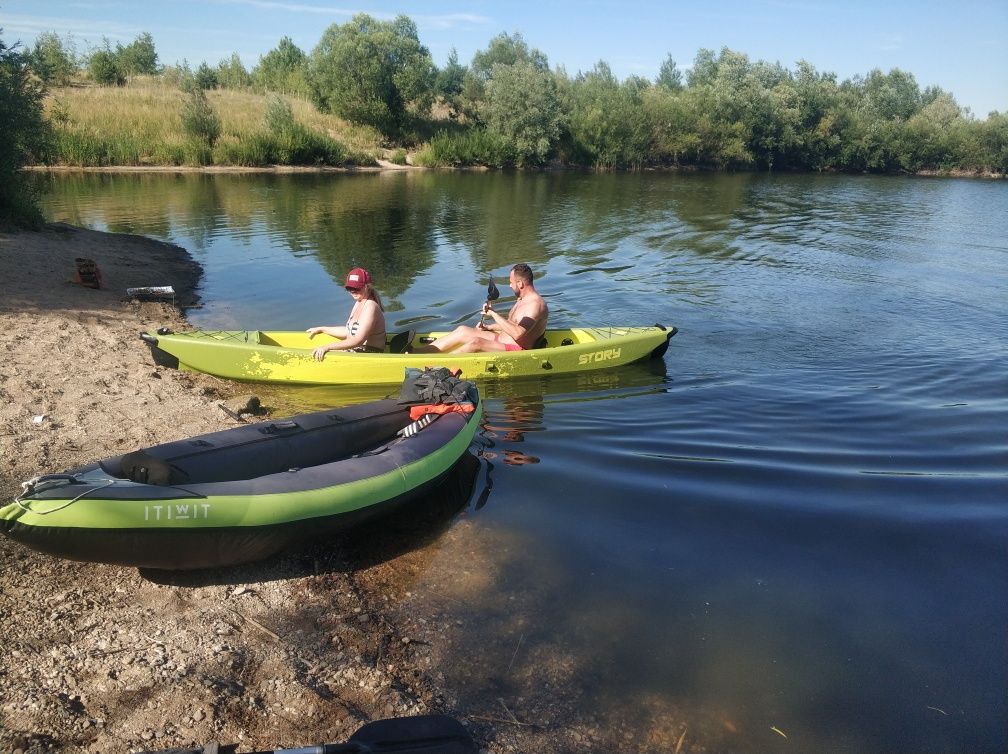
[37,171,1007,752]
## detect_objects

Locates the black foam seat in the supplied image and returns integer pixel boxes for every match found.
[388,329,416,354]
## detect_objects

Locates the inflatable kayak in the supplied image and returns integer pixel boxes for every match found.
[1,374,481,569]
[140,325,677,385]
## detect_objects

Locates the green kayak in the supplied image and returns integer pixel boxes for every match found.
[140,325,677,386]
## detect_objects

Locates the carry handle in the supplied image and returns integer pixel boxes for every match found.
[258,420,299,434]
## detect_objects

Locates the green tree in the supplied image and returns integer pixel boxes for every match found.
[216,53,252,89]
[28,31,78,86]
[978,112,1008,173]
[87,42,125,86]
[656,54,683,91]
[900,93,969,171]
[861,68,921,121]
[642,86,702,164]
[254,36,308,95]
[566,61,649,168]
[116,32,158,76]
[434,48,466,115]
[0,33,51,227]
[462,32,548,117]
[791,60,842,170]
[682,47,800,169]
[180,89,220,164]
[686,48,718,87]
[307,14,435,137]
[480,60,562,166]
[194,62,219,90]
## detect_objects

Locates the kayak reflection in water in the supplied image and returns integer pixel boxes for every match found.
[306,267,387,360]
[411,263,548,354]
[485,394,543,467]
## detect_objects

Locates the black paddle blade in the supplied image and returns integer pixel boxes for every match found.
[486,279,500,302]
[347,714,477,753]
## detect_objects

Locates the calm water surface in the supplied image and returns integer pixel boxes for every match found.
[38,172,1008,752]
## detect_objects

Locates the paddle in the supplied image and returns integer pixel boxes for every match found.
[478,278,501,329]
[139,714,477,754]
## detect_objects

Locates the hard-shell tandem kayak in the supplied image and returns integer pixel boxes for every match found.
[0,376,482,569]
[139,325,677,385]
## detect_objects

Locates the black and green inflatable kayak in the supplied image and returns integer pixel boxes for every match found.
[0,379,482,569]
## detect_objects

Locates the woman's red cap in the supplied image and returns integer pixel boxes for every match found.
[345,267,371,290]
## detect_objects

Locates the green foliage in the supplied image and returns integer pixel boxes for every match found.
[656,54,683,92]
[412,128,509,167]
[479,61,562,166]
[641,87,702,164]
[180,90,221,152]
[194,62,219,91]
[161,61,192,89]
[216,53,252,89]
[218,94,350,166]
[978,112,1008,173]
[434,48,466,115]
[900,94,969,171]
[469,32,549,81]
[23,13,1003,177]
[116,32,158,76]
[253,37,308,96]
[307,14,435,137]
[684,48,800,170]
[461,32,549,120]
[0,34,51,227]
[861,68,921,121]
[217,127,348,167]
[263,96,296,134]
[88,43,125,86]
[565,61,650,168]
[28,32,78,86]
[51,128,110,166]
[388,148,408,165]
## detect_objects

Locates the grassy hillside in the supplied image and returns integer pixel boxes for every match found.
[42,77,384,167]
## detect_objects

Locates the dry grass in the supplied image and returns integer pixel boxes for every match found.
[43,77,384,166]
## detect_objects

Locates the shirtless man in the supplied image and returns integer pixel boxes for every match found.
[413,263,548,354]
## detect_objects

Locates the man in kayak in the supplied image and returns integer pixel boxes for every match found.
[307,267,387,360]
[413,264,548,354]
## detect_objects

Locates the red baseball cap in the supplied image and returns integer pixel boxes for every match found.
[344,267,371,290]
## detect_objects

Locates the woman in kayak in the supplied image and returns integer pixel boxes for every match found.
[412,263,548,354]
[307,267,387,360]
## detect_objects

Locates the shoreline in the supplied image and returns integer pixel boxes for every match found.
[24,163,1005,179]
[22,160,421,174]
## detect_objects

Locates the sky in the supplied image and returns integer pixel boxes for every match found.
[3,0,1006,117]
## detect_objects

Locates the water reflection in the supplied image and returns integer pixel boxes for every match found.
[483,394,544,467]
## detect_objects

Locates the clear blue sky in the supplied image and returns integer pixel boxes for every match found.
[3,0,1006,117]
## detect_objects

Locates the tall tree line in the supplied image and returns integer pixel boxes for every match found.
[13,20,1008,176]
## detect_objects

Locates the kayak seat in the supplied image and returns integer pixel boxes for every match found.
[388,329,416,354]
[119,451,189,486]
